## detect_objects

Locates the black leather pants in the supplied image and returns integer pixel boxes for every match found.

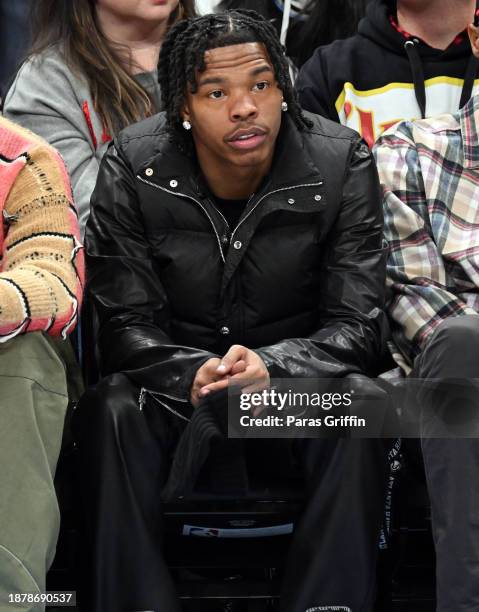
[73,373,389,612]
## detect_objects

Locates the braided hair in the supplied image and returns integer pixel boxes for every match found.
[158,9,312,153]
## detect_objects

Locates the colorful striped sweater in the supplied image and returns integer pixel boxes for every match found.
[0,116,84,341]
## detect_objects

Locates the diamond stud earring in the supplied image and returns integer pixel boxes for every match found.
[182,120,192,130]
[281,101,288,112]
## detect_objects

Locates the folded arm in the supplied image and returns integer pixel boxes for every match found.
[86,144,217,398]
[0,124,84,341]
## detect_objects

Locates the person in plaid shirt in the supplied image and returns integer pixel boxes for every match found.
[374,22,479,612]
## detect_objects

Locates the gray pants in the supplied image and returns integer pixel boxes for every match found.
[0,333,68,612]
[412,315,479,612]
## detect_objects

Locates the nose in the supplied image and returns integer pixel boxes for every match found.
[230,92,258,122]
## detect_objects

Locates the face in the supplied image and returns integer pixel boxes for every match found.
[95,0,179,23]
[182,43,283,174]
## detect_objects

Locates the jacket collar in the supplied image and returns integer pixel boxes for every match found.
[460,94,479,169]
[266,113,323,188]
[143,113,322,196]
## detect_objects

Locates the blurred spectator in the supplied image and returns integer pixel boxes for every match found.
[373,22,479,606]
[0,115,84,610]
[297,0,479,146]
[217,0,371,68]
[3,0,197,236]
[0,0,30,99]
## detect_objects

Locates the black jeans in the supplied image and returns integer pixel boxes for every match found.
[411,315,479,612]
[73,373,389,612]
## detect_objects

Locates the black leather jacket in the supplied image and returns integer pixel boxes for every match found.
[85,111,388,401]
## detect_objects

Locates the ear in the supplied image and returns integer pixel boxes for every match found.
[468,23,479,58]
[181,103,191,123]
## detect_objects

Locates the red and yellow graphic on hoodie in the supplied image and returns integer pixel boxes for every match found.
[297,0,479,147]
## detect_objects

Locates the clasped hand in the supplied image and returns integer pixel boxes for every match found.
[190,344,270,408]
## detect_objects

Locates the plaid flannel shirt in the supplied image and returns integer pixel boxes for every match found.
[374,96,479,367]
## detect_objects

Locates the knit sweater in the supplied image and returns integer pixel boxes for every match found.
[0,116,84,341]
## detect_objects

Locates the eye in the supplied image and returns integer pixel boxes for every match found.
[253,81,270,92]
[208,90,225,100]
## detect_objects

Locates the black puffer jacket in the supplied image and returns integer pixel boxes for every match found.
[85,111,388,401]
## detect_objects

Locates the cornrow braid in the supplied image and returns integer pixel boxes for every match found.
[158,9,313,154]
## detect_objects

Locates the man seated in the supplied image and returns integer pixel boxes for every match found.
[0,116,84,611]
[75,10,390,612]
[374,21,479,612]
[296,0,478,147]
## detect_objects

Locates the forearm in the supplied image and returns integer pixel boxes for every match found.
[257,309,388,380]
[0,140,83,340]
[100,322,218,399]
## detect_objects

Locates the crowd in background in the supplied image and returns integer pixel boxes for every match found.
[0,0,371,97]
[1,1,479,611]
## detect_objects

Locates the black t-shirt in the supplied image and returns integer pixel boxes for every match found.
[212,196,248,231]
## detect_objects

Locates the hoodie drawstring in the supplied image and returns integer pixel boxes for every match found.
[404,40,427,119]
[405,39,478,118]
[460,54,479,109]
[280,0,292,46]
